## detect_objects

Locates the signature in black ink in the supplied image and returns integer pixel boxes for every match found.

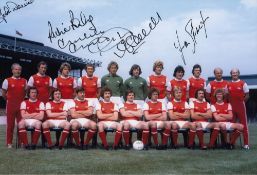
[48,10,162,58]
[0,0,34,24]
[174,11,209,65]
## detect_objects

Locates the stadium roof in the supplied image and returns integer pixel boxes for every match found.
[0,34,102,67]
[208,74,257,89]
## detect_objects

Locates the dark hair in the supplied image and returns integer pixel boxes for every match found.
[107,61,119,71]
[51,89,62,99]
[76,87,85,94]
[173,65,185,77]
[148,88,160,99]
[214,88,225,100]
[125,89,135,98]
[37,61,47,69]
[100,87,112,98]
[85,63,95,72]
[59,62,71,73]
[129,64,142,76]
[192,64,202,74]
[27,87,38,98]
[195,88,205,99]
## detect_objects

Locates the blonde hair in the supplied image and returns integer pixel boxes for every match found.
[153,60,164,71]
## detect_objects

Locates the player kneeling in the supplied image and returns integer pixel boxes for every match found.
[190,89,220,150]
[18,87,44,149]
[119,90,149,150]
[211,89,244,149]
[96,87,122,150]
[143,88,170,149]
[42,89,71,149]
[167,87,196,149]
[70,87,96,150]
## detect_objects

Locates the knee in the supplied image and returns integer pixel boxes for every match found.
[64,122,71,129]
[91,122,97,130]
[35,121,42,129]
[143,123,149,130]
[165,122,171,129]
[220,124,226,131]
[239,124,244,131]
[71,123,78,130]
[97,123,104,131]
[42,122,49,129]
[123,122,130,130]
[18,120,25,128]
[195,123,202,128]
[190,123,196,130]
[117,124,123,131]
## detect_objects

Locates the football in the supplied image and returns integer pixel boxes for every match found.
[133,140,144,150]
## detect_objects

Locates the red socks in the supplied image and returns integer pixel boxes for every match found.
[32,129,41,145]
[84,129,96,145]
[18,128,28,145]
[151,128,158,145]
[43,128,52,147]
[72,130,80,146]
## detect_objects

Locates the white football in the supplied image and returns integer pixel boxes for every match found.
[133,140,144,150]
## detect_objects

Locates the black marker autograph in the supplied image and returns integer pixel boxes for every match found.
[0,0,34,24]
[174,11,209,65]
[48,10,162,58]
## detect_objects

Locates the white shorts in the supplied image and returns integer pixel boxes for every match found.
[219,122,232,130]
[25,119,40,127]
[133,100,145,109]
[171,121,189,129]
[85,98,99,114]
[70,118,91,127]
[110,96,124,105]
[194,121,210,129]
[47,119,67,128]
[100,121,119,129]
[120,120,140,128]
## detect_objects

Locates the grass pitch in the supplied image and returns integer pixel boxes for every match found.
[0,124,256,174]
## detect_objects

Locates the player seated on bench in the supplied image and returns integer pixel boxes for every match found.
[167,87,196,149]
[70,87,96,150]
[18,87,44,149]
[42,89,71,149]
[143,88,169,150]
[211,88,244,149]
[190,88,220,150]
[96,87,123,150]
[119,89,149,150]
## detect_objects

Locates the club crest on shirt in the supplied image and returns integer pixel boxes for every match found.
[36,80,40,84]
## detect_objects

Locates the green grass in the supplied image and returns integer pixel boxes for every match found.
[0,124,257,174]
